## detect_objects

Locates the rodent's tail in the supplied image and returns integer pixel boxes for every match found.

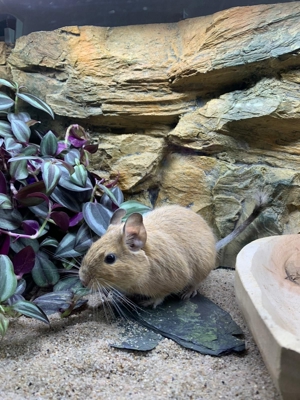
[215,191,269,252]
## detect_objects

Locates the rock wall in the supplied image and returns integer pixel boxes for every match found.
[2,2,300,266]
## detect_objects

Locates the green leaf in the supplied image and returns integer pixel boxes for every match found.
[74,222,95,253]
[10,118,31,143]
[12,300,49,324]
[0,121,13,138]
[0,208,23,230]
[98,184,121,207]
[70,164,88,188]
[0,313,9,338]
[0,92,14,111]
[40,237,59,248]
[119,201,152,218]
[54,233,81,258]
[40,131,58,156]
[31,252,60,287]
[34,291,87,315]
[9,158,28,180]
[50,186,82,212]
[83,202,113,236]
[16,92,54,119]
[10,236,40,254]
[54,277,86,294]
[41,161,61,194]
[0,79,17,90]
[5,137,22,154]
[0,255,18,303]
[0,194,13,209]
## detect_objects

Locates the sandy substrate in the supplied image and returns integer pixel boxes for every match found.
[0,269,280,400]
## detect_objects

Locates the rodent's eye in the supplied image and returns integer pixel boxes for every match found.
[104,253,116,264]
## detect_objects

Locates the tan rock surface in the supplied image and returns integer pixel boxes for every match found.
[2,2,300,265]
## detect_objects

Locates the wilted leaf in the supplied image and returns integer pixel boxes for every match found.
[54,233,81,258]
[83,202,113,236]
[31,251,60,287]
[16,92,54,119]
[51,211,70,232]
[33,291,87,315]
[13,246,36,277]
[12,300,49,324]
[83,144,98,154]
[40,131,58,156]
[0,92,14,111]
[0,254,17,302]
[0,208,23,230]
[41,161,61,194]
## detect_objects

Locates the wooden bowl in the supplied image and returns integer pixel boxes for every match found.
[235,234,300,400]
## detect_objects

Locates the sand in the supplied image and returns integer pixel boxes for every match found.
[0,269,281,400]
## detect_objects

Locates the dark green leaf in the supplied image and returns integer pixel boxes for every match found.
[0,194,13,209]
[40,131,58,156]
[100,187,124,210]
[70,164,88,188]
[0,121,13,138]
[12,300,49,324]
[54,233,81,258]
[9,159,28,180]
[40,237,59,248]
[83,202,113,236]
[10,119,31,143]
[64,148,80,165]
[0,92,14,111]
[41,161,61,194]
[0,208,23,230]
[0,255,17,302]
[10,236,40,253]
[98,184,121,207]
[5,137,22,154]
[0,313,9,338]
[16,92,54,119]
[0,79,17,90]
[53,277,86,294]
[31,251,60,287]
[59,174,93,192]
[119,201,152,218]
[74,222,95,253]
[51,185,82,212]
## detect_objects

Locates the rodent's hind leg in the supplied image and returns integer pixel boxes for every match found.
[140,297,165,309]
[180,286,198,300]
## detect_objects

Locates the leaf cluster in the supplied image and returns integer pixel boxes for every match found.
[0,78,151,336]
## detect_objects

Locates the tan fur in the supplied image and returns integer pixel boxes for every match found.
[79,205,217,307]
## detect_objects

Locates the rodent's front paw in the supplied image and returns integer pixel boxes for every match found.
[140,297,165,309]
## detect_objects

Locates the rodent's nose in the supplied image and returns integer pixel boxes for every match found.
[79,268,90,288]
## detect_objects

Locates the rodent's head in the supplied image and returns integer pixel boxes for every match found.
[79,209,150,294]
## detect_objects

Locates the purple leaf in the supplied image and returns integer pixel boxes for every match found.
[56,141,68,155]
[67,125,87,148]
[69,212,83,227]
[51,211,70,232]
[0,171,7,194]
[83,144,98,154]
[13,246,36,277]
[22,220,40,235]
[15,182,49,207]
[0,234,10,255]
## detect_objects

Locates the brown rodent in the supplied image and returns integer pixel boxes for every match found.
[79,194,267,308]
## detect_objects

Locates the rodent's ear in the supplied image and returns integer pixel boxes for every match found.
[123,213,147,252]
[110,208,126,225]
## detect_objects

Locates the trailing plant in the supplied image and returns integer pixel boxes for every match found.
[0,78,151,335]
